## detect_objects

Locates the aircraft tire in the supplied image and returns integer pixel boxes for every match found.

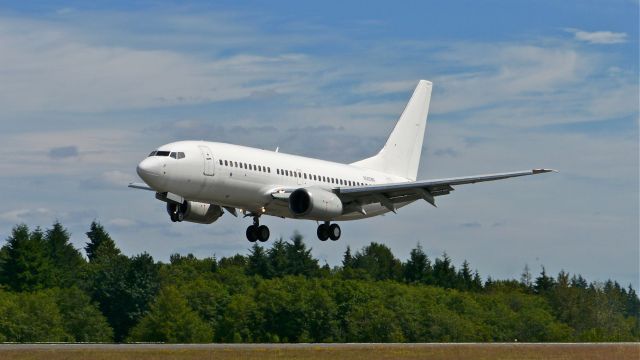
[176,211,184,222]
[329,224,341,241]
[170,212,178,222]
[257,225,270,242]
[246,225,258,242]
[317,224,329,241]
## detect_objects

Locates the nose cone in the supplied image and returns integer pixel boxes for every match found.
[136,157,162,183]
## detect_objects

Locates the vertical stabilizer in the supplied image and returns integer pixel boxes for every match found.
[351,80,432,180]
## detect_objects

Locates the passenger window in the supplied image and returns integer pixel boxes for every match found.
[234,161,238,167]
[268,167,271,173]
[219,160,223,165]
[258,165,262,172]
[224,160,228,166]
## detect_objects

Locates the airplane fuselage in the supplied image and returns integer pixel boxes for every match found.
[137,140,411,221]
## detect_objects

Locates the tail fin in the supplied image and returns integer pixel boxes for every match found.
[351,80,432,180]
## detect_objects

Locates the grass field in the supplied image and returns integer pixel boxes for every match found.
[0,343,638,360]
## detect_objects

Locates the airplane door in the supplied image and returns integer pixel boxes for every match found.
[199,146,215,176]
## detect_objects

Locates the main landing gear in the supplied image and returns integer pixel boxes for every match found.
[317,222,341,241]
[246,216,270,243]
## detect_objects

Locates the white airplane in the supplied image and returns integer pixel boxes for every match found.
[130,80,555,242]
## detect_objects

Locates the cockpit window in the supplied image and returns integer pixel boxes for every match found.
[148,151,157,157]
[170,152,177,159]
[177,152,185,159]
[156,151,170,156]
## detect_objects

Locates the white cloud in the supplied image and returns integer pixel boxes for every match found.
[567,28,628,44]
[0,19,320,113]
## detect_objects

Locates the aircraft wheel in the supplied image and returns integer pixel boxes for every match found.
[170,212,178,222]
[246,225,258,242]
[257,225,270,242]
[329,224,341,241]
[176,211,184,222]
[317,224,329,241]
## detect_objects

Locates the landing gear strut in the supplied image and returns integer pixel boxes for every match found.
[317,222,340,241]
[246,216,269,242]
[168,203,185,223]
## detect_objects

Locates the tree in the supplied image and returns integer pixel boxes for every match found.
[45,221,85,288]
[534,266,555,294]
[284,233,319,277]
[268,239,288,277]
[432,253,457,289]
[352,242,402,281]
[0,225,53,291]
[403,244,431,284]
[85,221,120,261]
[247,244,271,278]
[457,260,473,291]
[85,223,159,341]
[129,286,212,343]
[342,246,354,269]
[54,287,113,342]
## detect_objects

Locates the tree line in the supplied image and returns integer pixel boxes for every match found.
[0,221,637,342]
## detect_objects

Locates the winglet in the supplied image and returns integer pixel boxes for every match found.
[532,168,558,174]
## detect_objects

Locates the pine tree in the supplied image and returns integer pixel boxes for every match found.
[0,225,53,291]
[247,243,271,278]
[45,221,85,287]
[534,266,555,294]
[342,246,354,269]
[403,243,430,284]
[268,239,288,277]
[284,233,319,277]
[85,221,120,262]
[458,260,473,290]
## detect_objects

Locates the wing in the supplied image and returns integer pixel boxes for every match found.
[334,169,556,212]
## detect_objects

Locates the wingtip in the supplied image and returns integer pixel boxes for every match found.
[532,168,558,174]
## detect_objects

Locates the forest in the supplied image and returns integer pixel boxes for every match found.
[0,221,637,343]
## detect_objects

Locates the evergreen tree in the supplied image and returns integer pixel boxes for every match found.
[85,221,120,261]
[247,243,271,278]
[457,260,473,290]
[284,233,319,277]
[45,221,85,288]
[342,246,354,269]
[534,266,555,294]
[268,239,288,277]
[432,253,457,289]
[403,243,431,284]
[0,225,53,291]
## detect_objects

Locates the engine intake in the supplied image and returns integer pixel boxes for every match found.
[289,187,343,220]
[167,201,223,224]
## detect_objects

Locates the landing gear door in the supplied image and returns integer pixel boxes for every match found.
[198,145,215,176]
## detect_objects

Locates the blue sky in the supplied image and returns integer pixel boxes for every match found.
[0,1,638,288]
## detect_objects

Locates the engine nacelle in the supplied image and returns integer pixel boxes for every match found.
[289,187,343,220]
[167,201,223,224]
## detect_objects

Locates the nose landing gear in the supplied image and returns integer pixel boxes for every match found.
[317,222,341,241]
[246,216,270,242]
[168,203,185,222]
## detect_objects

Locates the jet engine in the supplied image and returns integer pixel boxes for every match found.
[167,201,223,224]
[289,187,343,220]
